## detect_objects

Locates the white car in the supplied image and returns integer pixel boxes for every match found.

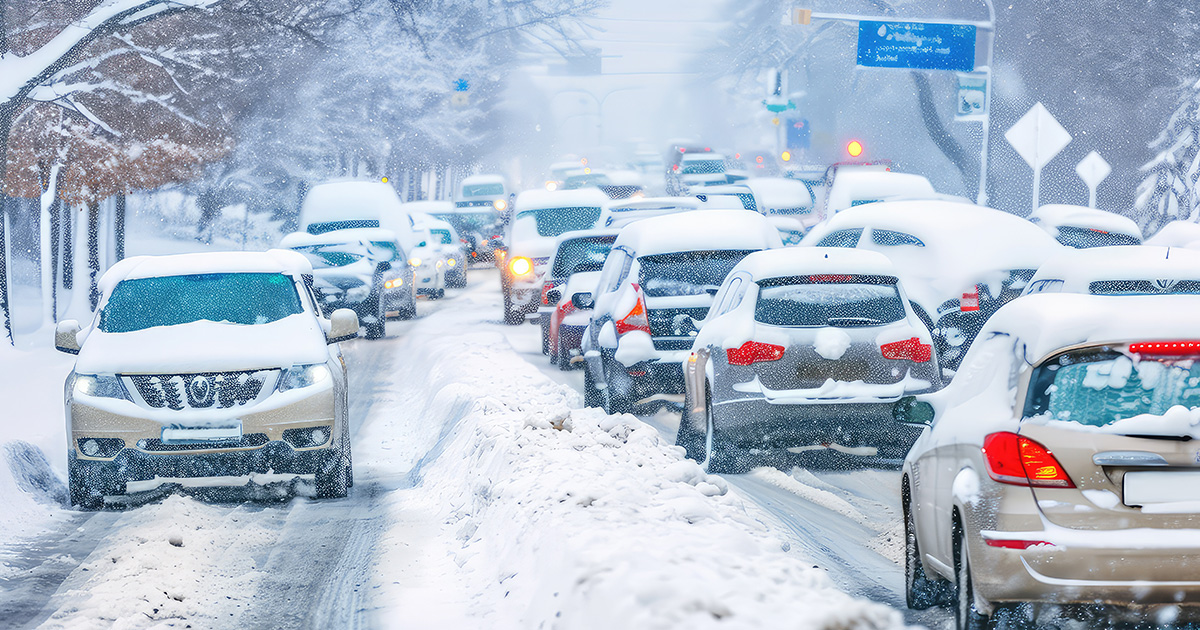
[397,204,451,299]
[426,216,469,288]
[822,167,944,216]
[1028,204,1143,248]
[744,177,818,244]
[299,180,403,235]
[679,247,940,472]
[1144,220,1200,248]
[1022,245,1200,296]
[56,251,358,507]
[581,209,782,414]
[501,188,609,324]
[599,197,700,229]
[802,201,1063,370]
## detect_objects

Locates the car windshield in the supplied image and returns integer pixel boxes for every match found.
[681,159,724,175]
[292,244,367,268]
[431,229,453,245]
[515,207,602,238]
[1026,348,1200,427]
[551,237,615,277]
[462,183,503,197]
[99,273,302,333]
[754,275,907,327]
[1056,225,1141,248]
[639,250,755,297]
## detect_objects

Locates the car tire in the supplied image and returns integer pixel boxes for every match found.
[68,458,106,510]
[584,366,601,408]
[601,360,632,415]
[503,291,524,326]
[954,516,990,630]
[904,485,951,609]
[675,386,708,463]
[557,343,575,371]
[705,406,748,474]
[315,451,350,499]
[361,289,386,340]
[540,318,551,356]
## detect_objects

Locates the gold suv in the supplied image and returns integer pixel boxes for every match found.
[56,251,359,508]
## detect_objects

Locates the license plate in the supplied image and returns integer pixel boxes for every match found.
[1123,470,1200,507]
[162,421,243,444]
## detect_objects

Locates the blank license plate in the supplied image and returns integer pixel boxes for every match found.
[1123,470,1200,506]
[162,422,242,444]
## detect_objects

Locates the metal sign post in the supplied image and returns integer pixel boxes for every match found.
[1075,151,1111,209]
[1004,102,1072,213]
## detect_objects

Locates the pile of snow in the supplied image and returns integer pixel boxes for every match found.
[1030,204,1143,241]
[369,331,904,629]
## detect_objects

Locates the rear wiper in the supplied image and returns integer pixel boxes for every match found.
[826,317,882,326]
[1120,433,1194,442]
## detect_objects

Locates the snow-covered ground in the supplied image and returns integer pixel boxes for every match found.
[0,266,932,629]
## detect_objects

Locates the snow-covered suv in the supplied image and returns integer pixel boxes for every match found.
[55,251,358,508]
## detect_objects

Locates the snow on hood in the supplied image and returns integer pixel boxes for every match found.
[74,313,329,375]
[1030,204,1142,239]
[613,209,783,255]
[299,180,405,227]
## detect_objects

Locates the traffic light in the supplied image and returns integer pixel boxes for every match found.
[846,140,864,158]
[781,151,792,162]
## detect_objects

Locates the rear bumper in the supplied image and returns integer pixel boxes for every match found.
[710,397,922,458]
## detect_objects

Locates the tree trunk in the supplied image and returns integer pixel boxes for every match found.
[63,204,73,290]
[114,192,126,261]
[88,200,100,310]
[0,199,11,344]
[911,72,976,191]
[50,199,60,320]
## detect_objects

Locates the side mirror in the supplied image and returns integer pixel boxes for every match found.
[546,289,562,305]
[894,396,934,426]
[55,320,81,354]
[571,292,594,310]
[327,308,359,344]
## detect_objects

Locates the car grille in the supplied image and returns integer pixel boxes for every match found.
[126,370,275,410]
[137,433,269,452]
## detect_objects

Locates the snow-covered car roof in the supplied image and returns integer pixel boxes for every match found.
[986,293,1200,366]
[1145,220,1200,248]
[99,250,313,295]
[400,200,455,215]
[825,170,936,213]
[299,180,404,226]
[1024,245,1200,294]
[744,178,814,211]
[279,228,399,248]
[515,188,609,212]
[612,209,783,256]
[607,197,701,213]
[1029,204,1142,240]
[729,246,898,281]
[553,228,621,245]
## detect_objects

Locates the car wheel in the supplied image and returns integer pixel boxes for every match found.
[601,360,632,415]
[954,516,990,630]
[557,343,575,371]
[705,406,748,474]
[675,385,708,463]
[905,484,951,609]
[540,318,551,355]
[583,365,601,408]
[503,291,523,326]
[68,458,105,510]
[361,289,386,339]
[315,451,350,499]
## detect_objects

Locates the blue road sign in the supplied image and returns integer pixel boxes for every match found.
[786,118,811,150]
[857,21,976,72]
[455,78,469,92]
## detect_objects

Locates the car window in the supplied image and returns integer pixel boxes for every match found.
[293,244,365,268]
[551,236,616,278]
[430,229,453,245]
[1056,226,1141,248]
[462,182,504,197]
[1024,278,1065,295]
[368,241,400,261]
[1088,279,1200,295]
[99,273,303,333]
[815,228,863,248]
[754,275,906,327]
[598,247,633,294]
[870,229,925,247]
[515,207,602,237]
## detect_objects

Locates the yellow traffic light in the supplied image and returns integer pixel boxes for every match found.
[847,140,864,158]
[781,151,792,162]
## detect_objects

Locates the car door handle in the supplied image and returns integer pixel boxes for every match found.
[1092,451,1170,467]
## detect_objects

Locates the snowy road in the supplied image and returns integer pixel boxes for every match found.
[0,268,946,629]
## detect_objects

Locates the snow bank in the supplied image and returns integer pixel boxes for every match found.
[371,331,904,630]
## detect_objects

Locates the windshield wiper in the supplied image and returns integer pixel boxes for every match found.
[826,317,882,327]
[1120,433,1194,442]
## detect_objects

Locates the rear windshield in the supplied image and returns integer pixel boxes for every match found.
[462,182,503,197]
[306,219,379,235]
[1026,347,1200,427]
[1088,279,1200,295]
[551,236,615,277]
[639,250,755,297]
[100,273,302,333]
[815,228,863,248]
[292,244,366,268]
[755,275,906,327]
[1056,226,1141,248]
[681,159,725,175]
[516,207,602,238]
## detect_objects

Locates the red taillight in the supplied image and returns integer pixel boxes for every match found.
[614,285,650,336]
[1129,341,1200,355]
[960,285,980,312]
[984,538,1055,549]
[726,341,786,366]
[880,337,932,362]
[541,280,561,306]
[982,432,1074,488]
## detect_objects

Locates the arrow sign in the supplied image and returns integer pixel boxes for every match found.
[1074,151,1111,209]
[1005,102,1072,212]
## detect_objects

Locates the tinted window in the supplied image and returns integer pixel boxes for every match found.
[100,273,302,333]
[754,275,906,327]
[293,244,364,268]
[1026,347,1200,427]
[816,228,863,248]
[516,207,602,237]
[307,219,379,235]
[638,250,755,297]
[551,236,616,278]
[1088,279,1200,295]
[871,229,925,247]
[1056,226,1141,248]
[681,159,725,175]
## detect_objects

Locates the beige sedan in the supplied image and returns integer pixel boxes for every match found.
[900,292,1200,629]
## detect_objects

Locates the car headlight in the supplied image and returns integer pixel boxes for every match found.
[493,198,508,211]
[277,364,332,392]
[385,278,404,289]
[72,374,128,400]
[509,256,533,277]
[409,257,422,268]
[447,258,457,267]
[436,260,444,268]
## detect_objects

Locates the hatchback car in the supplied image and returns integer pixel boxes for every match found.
[1022,245,1200,297]
[1028,204,1143,248]
[678,248,940,472]
[537,229,618,355]
[280,228,415,338]
[581,210,782,414]
[427,217,469,288]
[56,251,358,508]
[901,293,1200,629]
